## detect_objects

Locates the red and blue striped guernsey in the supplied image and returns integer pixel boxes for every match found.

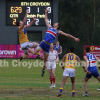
[44,27,58,43]
[86,53,97,71]
[54,45,60,53]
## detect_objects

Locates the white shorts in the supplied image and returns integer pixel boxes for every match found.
[63,68,75,77]
[20,42,34,49]
[46,61,56,70]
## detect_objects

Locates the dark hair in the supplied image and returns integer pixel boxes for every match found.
[16,20,20,26]
[57,23,60,30]
[85,47,90,53]
[56,41,59,43]
[69,47,74,53]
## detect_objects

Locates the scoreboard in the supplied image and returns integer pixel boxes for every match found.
[0,0,58,44]
[6,0,53,26]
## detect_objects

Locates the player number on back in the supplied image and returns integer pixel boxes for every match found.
[68,54,74,60]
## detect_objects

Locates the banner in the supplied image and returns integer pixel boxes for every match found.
[0,45,43,58]
[84,45,100,59]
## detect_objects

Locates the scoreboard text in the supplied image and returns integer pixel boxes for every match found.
[6,0,53,26]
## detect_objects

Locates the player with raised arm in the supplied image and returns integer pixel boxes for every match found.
[28,8,80,77]
[46,43,58,88]
[83,47,100,96]
[57,47,87,97]
[16,10,39,61]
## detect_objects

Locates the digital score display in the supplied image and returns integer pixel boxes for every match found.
[6,0,53,26]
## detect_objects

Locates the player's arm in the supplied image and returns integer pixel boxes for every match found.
[83,56,89,68]
[94,55,100,70]
[24,16,36,28]
[55,51,59,63]
[58,31,80,42]
[58,46,62,55]
[95,55,100,62]
[83,56,91,74]
[20,10,28,29]
[45,8,52,28]
[76,55,87,72]
[61,54,66,70]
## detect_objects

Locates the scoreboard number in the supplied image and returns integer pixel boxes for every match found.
[27,7,31,13]
[37,7,40,13]
[13,19,17,25]
[35,19,39,25]
[11,7,22,13]
[27,19,31,25]
[47,7,51,13]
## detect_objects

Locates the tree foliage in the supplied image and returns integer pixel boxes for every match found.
[58,0,100,58]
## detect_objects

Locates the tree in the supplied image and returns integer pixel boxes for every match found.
[58,0,100,59]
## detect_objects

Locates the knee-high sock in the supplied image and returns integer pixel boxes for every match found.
[52,76,56,84]
[50,77,53,84]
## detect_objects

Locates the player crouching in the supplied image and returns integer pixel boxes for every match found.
[46,43,58,88]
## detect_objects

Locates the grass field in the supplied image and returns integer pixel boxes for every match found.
[0,59,100,100]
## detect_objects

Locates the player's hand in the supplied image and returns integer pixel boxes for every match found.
[87,71,91,74]
[33,16,36,20]
[26,9,29,14]
[84,68,87,72]
[45,8,48,13]
[75,38,80,42]
[58,53,60,55]
[98,67,100,70]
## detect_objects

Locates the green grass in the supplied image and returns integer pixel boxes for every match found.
[0,59,100,100]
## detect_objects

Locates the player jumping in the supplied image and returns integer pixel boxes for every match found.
[57,47,86,97]
[46,43,58,88]
[83,47,100,96]
[16,10,39,61]
[28,8,80,77]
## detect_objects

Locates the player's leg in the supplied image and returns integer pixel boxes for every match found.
[19,42,29,61]
[24,50,29,58]
[41,52,49,77]
[47,61,53,87]
[28,41,43,55]
[90,69,100,90]
[29,42,41,57]
[96,76,100,90]
[96,75,100,81]
[28,47,39,55]
[56,55,59,64]
[61,76,68,89]
[48,69,53,88]
[51,61,56,88]
[83,77,90,96]
[93,71,100,90]
[68,68,76,97]
[83,72,92,96]
[32,42,41,58]
[41,42,50,76]
[19,42,39,61]
[57,76,68,97]
[31,42,39,48]
[57,68,69,97]
[51,68,56,88]
[70,77,75,97]
[18,50,29,62]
